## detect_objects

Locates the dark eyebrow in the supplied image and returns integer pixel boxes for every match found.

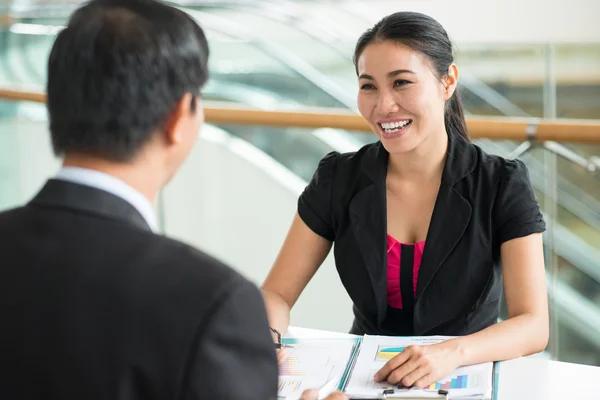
[388,69,415,77]
[358,69,415,80]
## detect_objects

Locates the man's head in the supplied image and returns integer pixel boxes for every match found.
[47,0,209,189]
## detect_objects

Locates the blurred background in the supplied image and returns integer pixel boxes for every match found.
[1,0,599,366]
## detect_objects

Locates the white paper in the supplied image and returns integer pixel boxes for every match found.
[277,338,358,400]
[344,335,493,399]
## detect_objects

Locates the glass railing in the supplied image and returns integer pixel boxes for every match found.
[4,2,600,114]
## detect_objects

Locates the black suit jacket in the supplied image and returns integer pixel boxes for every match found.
[298,133,546,336]
[0,180,277,400]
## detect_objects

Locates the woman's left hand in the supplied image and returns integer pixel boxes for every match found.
[374,339,464,388]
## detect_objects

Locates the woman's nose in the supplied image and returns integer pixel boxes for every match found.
[376,92,400,115]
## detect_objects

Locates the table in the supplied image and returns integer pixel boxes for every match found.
[285,326,600,400]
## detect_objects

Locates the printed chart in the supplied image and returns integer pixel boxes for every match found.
[395,371,480,390]
[278,379,303,393]
[345,336,492,398]
[276,338,358,400]
[279,354,310,376]
[417,373,477,390]
[375,346,406,361]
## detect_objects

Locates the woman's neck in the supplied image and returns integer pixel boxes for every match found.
[387,130,449,182]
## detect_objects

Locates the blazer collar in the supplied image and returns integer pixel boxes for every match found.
[360,131,477,187]
[28,179,152,232]
[350,132,477,329]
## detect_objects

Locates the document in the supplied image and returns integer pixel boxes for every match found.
[278,335,495,399]
[277,338,361,400]
[344,335,493,399]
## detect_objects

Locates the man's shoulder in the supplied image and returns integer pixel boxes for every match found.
[0,205,23,218]
[0,203,255,303]
[138,233,265,332]
[0,206,30,231]
[130,229,251,291]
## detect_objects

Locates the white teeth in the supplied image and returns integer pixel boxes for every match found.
[380,120,410,130]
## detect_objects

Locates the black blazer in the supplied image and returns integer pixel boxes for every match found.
[298,133,546,336]
[0,180,277,400]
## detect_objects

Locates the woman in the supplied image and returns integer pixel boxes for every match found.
[262,11,549,388]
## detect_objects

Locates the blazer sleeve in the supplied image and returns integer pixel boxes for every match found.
[494,159,546,244]
[297,151,340,241]
[181,278,278,400]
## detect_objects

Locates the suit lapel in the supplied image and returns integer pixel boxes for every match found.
[349,143,389,323]
[416,134,475,299]
[349,185,388,321]
[29,179,152,231]
[415,178,472,299]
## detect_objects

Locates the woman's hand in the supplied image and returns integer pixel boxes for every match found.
[374,339,464,388]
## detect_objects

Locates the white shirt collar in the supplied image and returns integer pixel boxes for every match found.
[55,166,158,232]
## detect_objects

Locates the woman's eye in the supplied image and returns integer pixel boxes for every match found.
[360,83,375,90]
[394,80,410,87]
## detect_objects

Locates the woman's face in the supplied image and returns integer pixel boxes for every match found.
[356,40,456,155]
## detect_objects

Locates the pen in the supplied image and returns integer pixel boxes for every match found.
[271,327,294,349]
[274,343,295,349]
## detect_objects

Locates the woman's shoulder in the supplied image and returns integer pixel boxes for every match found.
[470,142,531,183]
[314,141,382,177]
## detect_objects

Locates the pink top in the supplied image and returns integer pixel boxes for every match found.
[386,234,425,309]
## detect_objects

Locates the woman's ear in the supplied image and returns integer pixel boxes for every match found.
[443,64,459,101]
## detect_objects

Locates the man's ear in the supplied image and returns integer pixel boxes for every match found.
[443,63,459,101]
[164,92,196,145]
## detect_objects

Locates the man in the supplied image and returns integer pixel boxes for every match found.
[0,0,278,398]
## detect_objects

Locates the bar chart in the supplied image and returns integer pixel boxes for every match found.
[278,379,303,393]
[279,355,310,376]
[397,374,473,390]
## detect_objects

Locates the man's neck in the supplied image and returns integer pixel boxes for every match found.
[62,154,160,204]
